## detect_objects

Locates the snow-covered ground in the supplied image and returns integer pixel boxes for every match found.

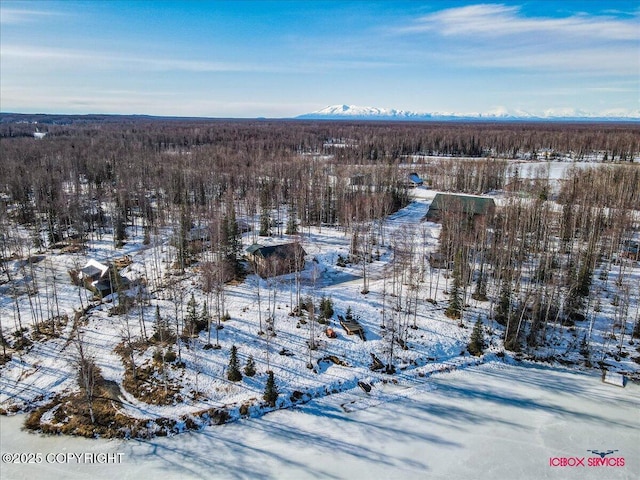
[1,361,638,480]
[1,178,638,438]
[0,188,450,423]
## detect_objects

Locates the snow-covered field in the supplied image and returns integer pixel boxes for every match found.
[1,361,638,480]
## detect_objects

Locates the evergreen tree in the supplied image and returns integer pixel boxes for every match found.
[227,345,242,381]
[319,296,334,320]
[468,317,486,356]
[575,260,593,298]
[263,370,279,406]
[285,205,298,235]
[323,185,335,224]
[152,305,173,344]
[259,207,271,237]
[445,256,463,320]
[565,256,593,321]
[579,333,590,357]
[494,279,511,326]
[185,293,199,335]
[222,204,242,276]
[114,207,127,248]
[199,300,210,331]
[244,354,256,377]
[176,205,192,271]
[471,272,487,301]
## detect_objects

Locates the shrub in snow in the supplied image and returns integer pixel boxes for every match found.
[263,370,279,407]
[468,317,486,356]
[319,296,334,320]
[244,355,256,377]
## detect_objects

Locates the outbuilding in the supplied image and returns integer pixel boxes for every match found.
[425,193,495,224]
[77,259,130,298]
[246,242,306,277]
[408,172,424,187]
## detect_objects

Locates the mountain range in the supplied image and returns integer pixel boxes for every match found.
[296,104,640,122]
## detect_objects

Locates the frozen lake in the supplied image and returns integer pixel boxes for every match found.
[1,362,638,480]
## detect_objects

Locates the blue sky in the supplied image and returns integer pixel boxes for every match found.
[1,1,638,117]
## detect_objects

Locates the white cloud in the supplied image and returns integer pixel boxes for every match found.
[1,45,88,61]
[0,44,282,73]
[1,43,397,77]
[390,4,640,77]
[0,7,62,24]
[403,4,639,41]
[586,85,637,93]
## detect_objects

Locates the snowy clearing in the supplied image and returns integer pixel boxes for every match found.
[1,179,639,438]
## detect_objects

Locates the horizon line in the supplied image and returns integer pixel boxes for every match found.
[2,111,639,123]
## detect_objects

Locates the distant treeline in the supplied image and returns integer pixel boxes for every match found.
[1,115,638,160]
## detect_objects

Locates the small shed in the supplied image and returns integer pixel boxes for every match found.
[408,172,424,187]
[338,315,366,340]
[246,242,306,278]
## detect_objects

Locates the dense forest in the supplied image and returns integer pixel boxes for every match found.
[1,116,639,436]
[1,117,639,348]
[1,117,638,241]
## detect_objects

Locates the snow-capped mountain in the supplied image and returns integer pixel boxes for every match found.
[297,104,430,120]
[296,104,640,121]
[298,105,424,119]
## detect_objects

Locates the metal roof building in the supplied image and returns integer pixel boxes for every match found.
[425,193,496,223]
